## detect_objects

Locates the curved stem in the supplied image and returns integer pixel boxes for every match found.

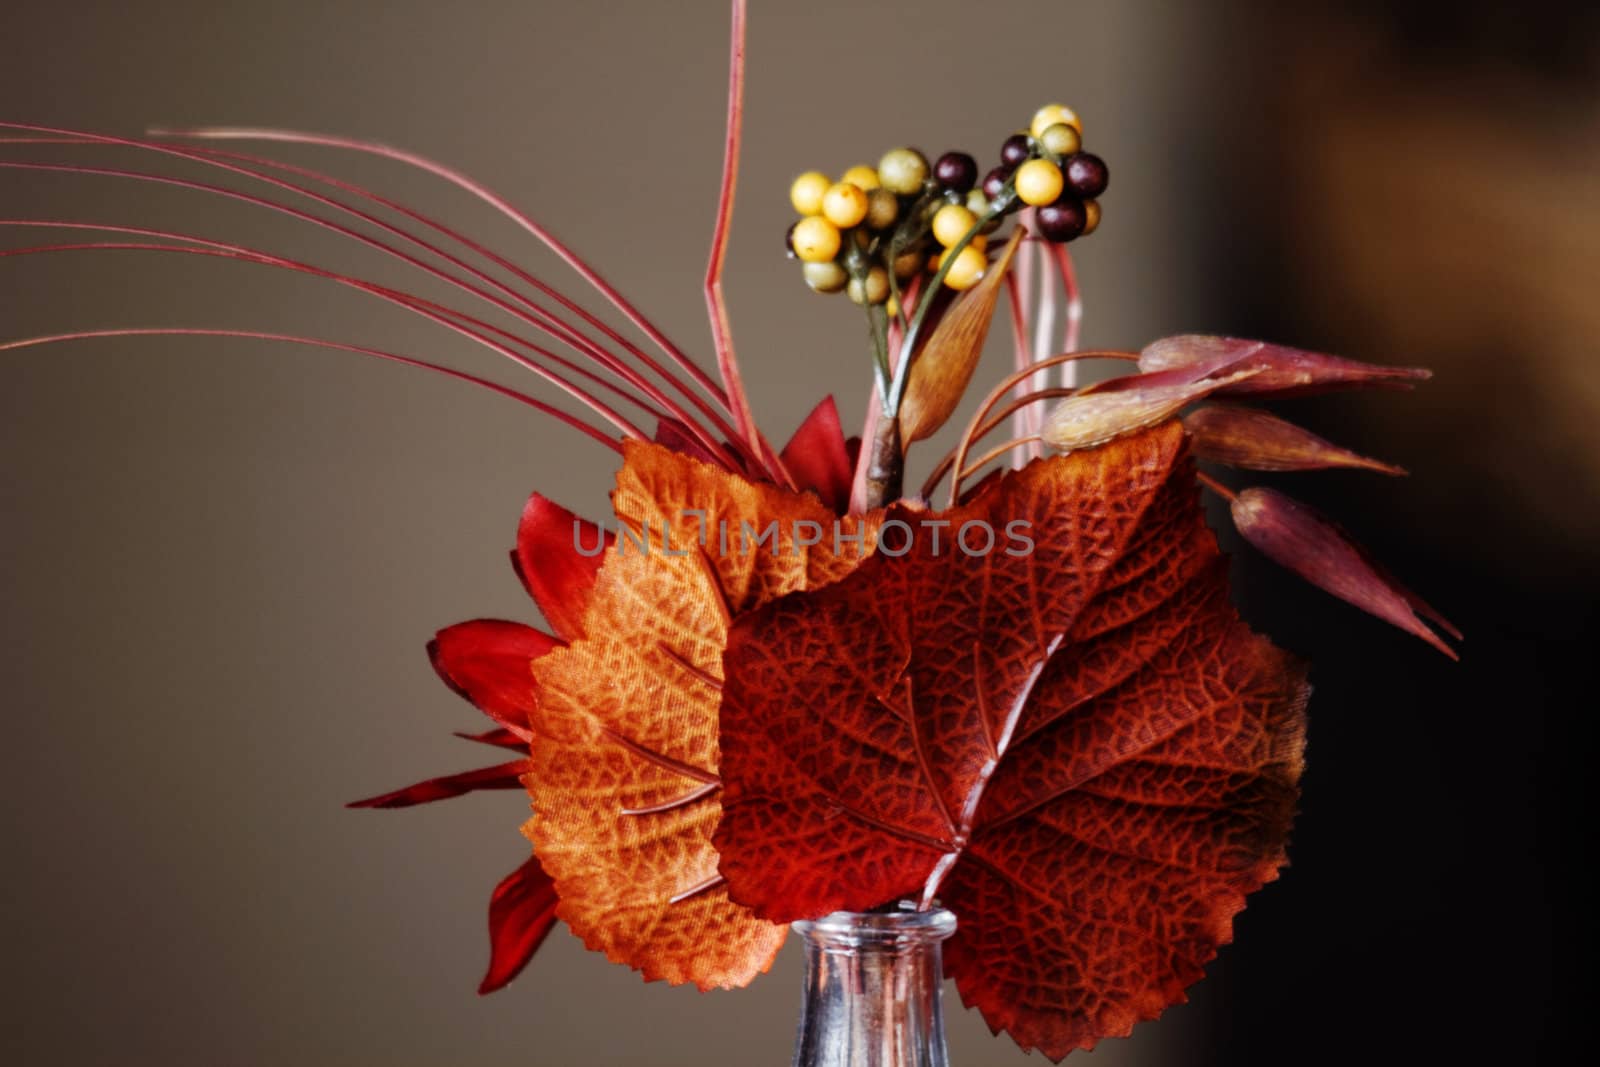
[0,241,651,440]
[919,386,1077,499]
[0,218,668,424]
[0,141,744,465]
[952,435,1043,500]
[946,349,1138,507]
[704,0,764,470]
[0,329,622,451]
[1196,470,1238,502]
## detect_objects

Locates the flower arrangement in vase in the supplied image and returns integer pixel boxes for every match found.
[1,2,1456,1061]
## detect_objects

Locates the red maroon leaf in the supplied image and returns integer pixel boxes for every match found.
[347,758,532,809]
[1139,335,1430,398]
[429,619,557,736]
[1230,487,1458,657]
[1184,403,1406,474]
[478,854,561,994]
[781,395,853,513]
[512,494,612,642]
[716,423,1308,1058]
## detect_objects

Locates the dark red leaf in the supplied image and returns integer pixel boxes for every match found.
[513,494,611,642]
[347,758,532,809]
[717,424,1308,1058]
[1140,335,1430,398]
[1230,487,1458,656]
[781,396,854,513]
[1184,403,1406,474]
[429,619,557,736]
[478,854,561,994]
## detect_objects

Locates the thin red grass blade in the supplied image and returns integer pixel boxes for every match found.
[347,758,533,809]
[0,236,650,441]
[0,124,747,465]
[454,727,529,751]
[0,328,621,451]
[1,215,668,425]
[703,0,765,473]
[141,125,731,412]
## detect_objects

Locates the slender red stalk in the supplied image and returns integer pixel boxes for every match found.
[704,0,764,470]
[918,386,1077,499]
[3,127,748,467]
[947,350,1137,507]
[0,140,741,462]
[955,435,1044,495]
[1196,470,1239,501]
[1,217,668,424]
[0,329,622,452]
[0,239,651,441]
[143,126,732,417]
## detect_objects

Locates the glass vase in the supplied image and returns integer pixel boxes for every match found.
[790,906,958,1067]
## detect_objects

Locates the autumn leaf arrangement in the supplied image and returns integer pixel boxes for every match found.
[1,2,1459,1060]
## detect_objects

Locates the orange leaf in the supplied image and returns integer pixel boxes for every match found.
[524,440,880,989]
[899,231,1026,444]
[716,422,1308,1057]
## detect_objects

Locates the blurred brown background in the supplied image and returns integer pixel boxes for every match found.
[2,1,1594,1064]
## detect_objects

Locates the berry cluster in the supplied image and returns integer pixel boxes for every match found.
[784,104,1108,305]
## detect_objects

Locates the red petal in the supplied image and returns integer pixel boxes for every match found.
[513,494,612,642]
[346,758,532,809]
[780,396,853,513]
[430,619,557,735]
[1140,335,1430,398]
[1230,487,1458,657]
[479,854,561,994]
[453,727,529,751]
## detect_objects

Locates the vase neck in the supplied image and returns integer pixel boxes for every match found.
[790,908,957,1067]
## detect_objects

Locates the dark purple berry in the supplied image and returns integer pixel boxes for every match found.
[1037,195,1087,242]
[784,221,798,259]
[933,151,978,194]
[1063,152,1109,198]
[999,133,1032,168]
[981,165,1013,202]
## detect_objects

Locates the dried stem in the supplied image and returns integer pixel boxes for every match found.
[0,328,623,451]
[704,0,770,476]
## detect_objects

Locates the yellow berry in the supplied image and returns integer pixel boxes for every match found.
[1082,198,1102,236]
[878,148,930,195]
[1030,104,1082,139]
[886,294,900,318]
[964,189,990,216]
[1038,122,1082,158]
[932,203,978,247]
[822,182,869,228]
[865,188,899,230]
[790,170,830,215]
[791,215,841,263]
[841,164,881,191]
[1015,159,1065,207]
[848,265,891,306]
[802,260,848,293]
[939,244,987,290]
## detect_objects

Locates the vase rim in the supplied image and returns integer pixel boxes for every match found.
[792,904,958,945]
